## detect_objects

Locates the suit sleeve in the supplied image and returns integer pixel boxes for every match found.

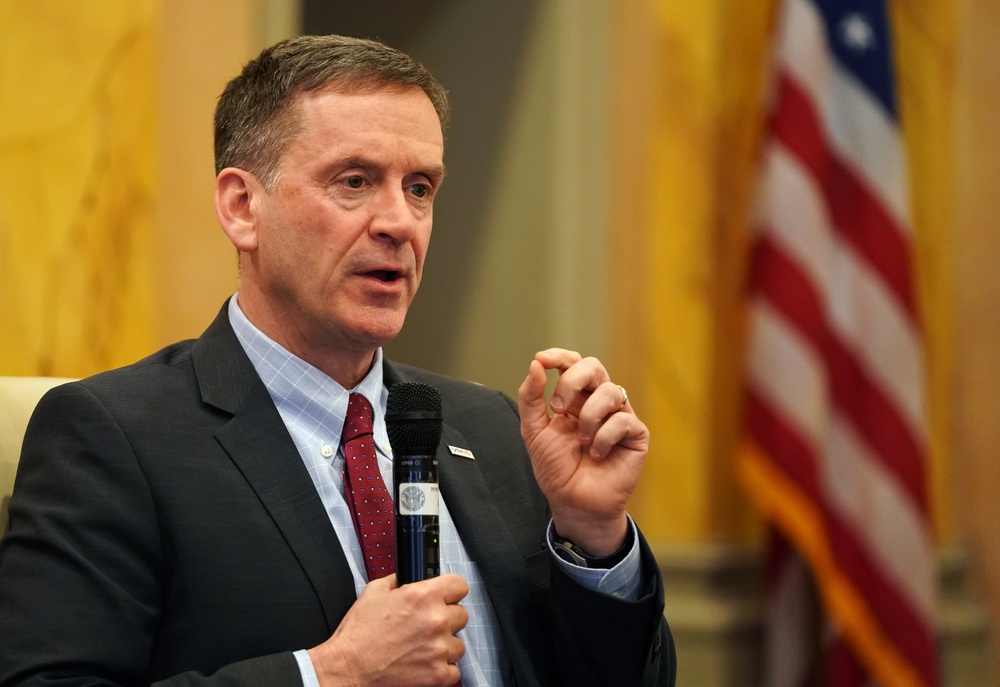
[549,530,676,686]
[0,384,304,687]
[488,390,676,686]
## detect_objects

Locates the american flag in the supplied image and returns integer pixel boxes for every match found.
[739,0,938,686]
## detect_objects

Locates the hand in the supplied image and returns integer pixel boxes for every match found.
[518,348,650,556]
[308,573,469,687]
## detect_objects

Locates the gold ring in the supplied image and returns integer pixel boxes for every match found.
[617,385,628,410]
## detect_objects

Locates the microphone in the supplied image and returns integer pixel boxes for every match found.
[386,382,443,584]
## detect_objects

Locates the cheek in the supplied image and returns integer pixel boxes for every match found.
[413,225,433,268]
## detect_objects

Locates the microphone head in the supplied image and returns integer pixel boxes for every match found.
[386,383,443,452]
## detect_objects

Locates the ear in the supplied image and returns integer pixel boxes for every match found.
[215,167,262,253]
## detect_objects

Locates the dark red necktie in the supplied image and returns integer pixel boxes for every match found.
[342,393,395,580]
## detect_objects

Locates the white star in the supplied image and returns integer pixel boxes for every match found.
[839,12,876,54]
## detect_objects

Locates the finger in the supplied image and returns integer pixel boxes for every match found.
[448,601,470,634]
[550,357,611,415]
[576,381,632,443]
[399,574,468,611]
[587,411,650,460]
[433,573,470,605]
[444,633,467,665]
[518,358,551,440]
[443,659,463,687]
[532,347,583,373]
[360,573,397,597]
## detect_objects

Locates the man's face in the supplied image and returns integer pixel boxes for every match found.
[243,85,445,364]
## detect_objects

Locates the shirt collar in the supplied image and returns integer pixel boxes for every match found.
[227,294,390,452]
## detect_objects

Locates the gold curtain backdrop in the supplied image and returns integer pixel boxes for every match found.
[0,1,159,377]
[612,0,958,545]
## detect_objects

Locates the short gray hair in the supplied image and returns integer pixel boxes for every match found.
[214,35,450,189]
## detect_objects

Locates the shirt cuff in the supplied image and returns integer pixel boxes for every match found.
[294,649,321,687]
[546,517,644,601]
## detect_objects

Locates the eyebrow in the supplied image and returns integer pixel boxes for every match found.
[424,164,447,185]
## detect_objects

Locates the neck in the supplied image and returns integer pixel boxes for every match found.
[235,291,379,390]
[310,349,377,390]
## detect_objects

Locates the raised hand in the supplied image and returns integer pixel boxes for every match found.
[517,348,650,556]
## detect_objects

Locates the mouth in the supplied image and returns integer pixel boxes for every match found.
[363,268,404,284]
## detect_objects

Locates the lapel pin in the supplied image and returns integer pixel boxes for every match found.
[448,445,475,460]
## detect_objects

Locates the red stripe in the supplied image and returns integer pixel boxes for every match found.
[826,633,870,687]
[746,388,821,500]
[750,235,929,511]
[825,511,938,683]
[748,235,827,351]
[770,72,918,321]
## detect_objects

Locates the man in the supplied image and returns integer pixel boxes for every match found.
[0,35,675,686]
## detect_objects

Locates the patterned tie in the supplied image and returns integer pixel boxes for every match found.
[342,393,395,580]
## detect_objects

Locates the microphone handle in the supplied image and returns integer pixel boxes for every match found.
[394,453,440,584]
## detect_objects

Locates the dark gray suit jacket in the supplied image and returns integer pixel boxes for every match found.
[0,304,675,686]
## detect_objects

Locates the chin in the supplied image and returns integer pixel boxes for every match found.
[337,302,410,347]
[351,320,406,349]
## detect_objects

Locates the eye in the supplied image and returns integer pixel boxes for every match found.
[344,175,365,189]
[408,183,430,199]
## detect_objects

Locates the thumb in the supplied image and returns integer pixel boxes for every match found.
[517,359,550,442]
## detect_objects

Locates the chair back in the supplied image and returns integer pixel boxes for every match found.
[0,377,75,533]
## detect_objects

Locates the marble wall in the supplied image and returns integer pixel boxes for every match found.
[0,2,159,376]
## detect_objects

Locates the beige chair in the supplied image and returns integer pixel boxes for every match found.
[0,377,75,534]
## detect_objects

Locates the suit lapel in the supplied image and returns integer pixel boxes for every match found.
[435,424,533,595]
[191,304,357,631]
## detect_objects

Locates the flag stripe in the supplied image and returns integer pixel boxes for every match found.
[826,630,872,687]
[746,390,821,501]
[825,336,928,509]
[770,72,918,317]
[749,237,929,510]
[824,415,936,621]
[824,505,937,680]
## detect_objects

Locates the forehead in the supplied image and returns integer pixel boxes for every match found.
[291,85,444,152]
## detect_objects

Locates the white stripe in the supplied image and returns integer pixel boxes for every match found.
[759,144,926,438]
[824,415,936,623]
[747,299,828,449]
[755,141,834,291]
[826,69,911,229]
[778,0,911,230]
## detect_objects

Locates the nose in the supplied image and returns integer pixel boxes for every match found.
[369,185,417,245]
